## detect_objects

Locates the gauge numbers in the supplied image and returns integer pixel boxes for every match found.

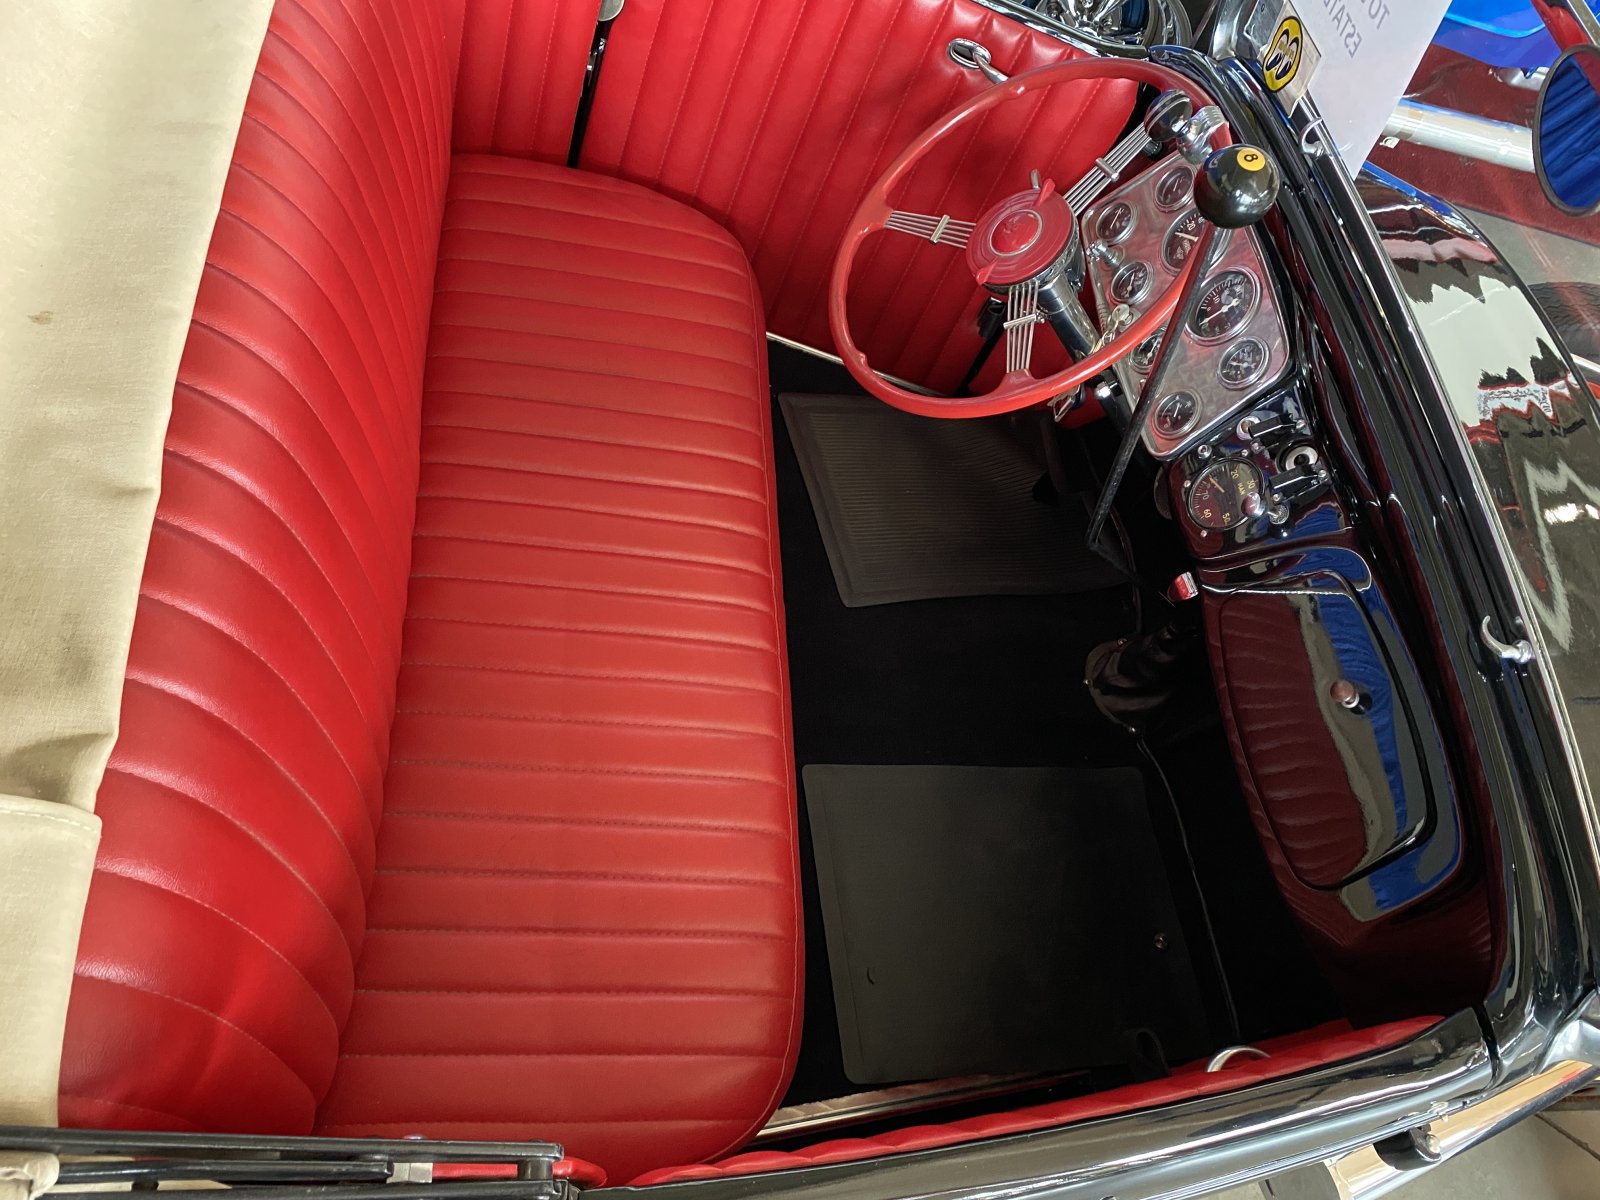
[1189,269,1260,344]
[1110,260,1153,304]
[1187,459,1267,531]
[1218,336,1270,389]
[1162,210,1204,270]
[1130,328,1165,373]
[1155,165,1192,211]
[1095,201,1135,245]
[1162,210,1232,272]
[1153,392,1199,438]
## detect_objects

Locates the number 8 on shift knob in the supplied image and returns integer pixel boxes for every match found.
[1194,145,1281,229]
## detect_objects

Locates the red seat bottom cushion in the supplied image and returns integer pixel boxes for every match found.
[312,156,802,1183]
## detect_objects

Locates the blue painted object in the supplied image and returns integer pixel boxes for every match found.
[1437,0,1561,69]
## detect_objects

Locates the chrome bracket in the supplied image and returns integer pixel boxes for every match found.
[1480,615,1535,666]
[948,39,1008,85]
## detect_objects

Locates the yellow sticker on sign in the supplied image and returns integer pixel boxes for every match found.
[1262,15,1304,93]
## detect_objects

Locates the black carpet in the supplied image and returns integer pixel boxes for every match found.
[766,341,1336,1108]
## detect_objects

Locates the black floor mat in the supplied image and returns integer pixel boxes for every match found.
[779,393,1123,606]
[767,342,1336,1106]
[803,763,1212,1085]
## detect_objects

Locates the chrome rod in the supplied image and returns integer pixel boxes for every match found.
[1382,100,1534,173]
[758,1072,1082,1142]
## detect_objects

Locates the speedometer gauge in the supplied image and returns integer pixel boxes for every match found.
[1188,269,1259,344]
[1187,459,1266,531]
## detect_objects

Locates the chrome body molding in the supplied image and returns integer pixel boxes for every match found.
[1331,1057,1600,1198]
[1354,166,1600,862]
[612,1012,1490,1199]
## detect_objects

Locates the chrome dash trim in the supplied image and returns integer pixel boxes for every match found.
[764,334,942,397]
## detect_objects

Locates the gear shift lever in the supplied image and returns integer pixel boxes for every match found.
[1193,144,1282,229]
[1143,89,1227,164]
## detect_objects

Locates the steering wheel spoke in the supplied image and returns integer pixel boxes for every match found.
[883,209,976,248]
[1003,279,1043,378]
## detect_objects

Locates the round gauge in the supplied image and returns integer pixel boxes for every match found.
[1130,328,1165,373]
[1162,210,1205,270]
[1218,336,1270,389]
[1162,211,1232,272]
[1187,459,1267,531]
[1110,260,1153,304]
[1095,201,1136,245]
[1153,391,1199,438]
[1188,268,1260,344]
[1155,164,1192,211]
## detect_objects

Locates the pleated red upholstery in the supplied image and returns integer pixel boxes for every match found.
[630,1018,1442,1186]
[576,0,1137,392]
[454,0,601,163]
[59,0,462,1133]
[313,156,801,1181]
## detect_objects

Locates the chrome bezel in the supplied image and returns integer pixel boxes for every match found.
[1189,268,1261,345]
[1218,335,1271,390]
[1161,210,1206,271]
[1111,260,1153,304]
[1154,391,1200,437]
[1155,164,1193,211]
[1187,459,1265,531]
[1096,201,1136,245]
[1130,329,1165,374]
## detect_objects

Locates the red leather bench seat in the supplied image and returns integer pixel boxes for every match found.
[315,157,800,1179]
[61,0,799,1185]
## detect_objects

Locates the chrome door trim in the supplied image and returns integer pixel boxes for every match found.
[613,1012,1491,1199]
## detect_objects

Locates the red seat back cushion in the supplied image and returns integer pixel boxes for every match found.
[60,0,463,1132]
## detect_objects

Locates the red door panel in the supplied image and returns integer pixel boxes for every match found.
[574,0,1137,393]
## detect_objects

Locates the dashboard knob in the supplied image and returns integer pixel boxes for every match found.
[1144,90,1193,143]
[1194,145,1281,229]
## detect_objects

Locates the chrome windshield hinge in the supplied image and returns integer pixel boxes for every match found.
[947,39,1008,85]
[1480,615,1535,666]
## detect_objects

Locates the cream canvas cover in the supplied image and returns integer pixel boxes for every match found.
[0,0,274,1153]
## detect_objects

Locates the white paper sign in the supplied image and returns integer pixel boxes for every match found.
[1246,0,1453,173]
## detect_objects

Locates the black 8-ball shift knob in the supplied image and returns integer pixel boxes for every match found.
[1193,144,1280,229]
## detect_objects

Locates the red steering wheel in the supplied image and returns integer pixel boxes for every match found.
[828,58,1230,419]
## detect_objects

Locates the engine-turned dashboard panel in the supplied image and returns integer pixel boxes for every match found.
[1082,154,1289,460]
